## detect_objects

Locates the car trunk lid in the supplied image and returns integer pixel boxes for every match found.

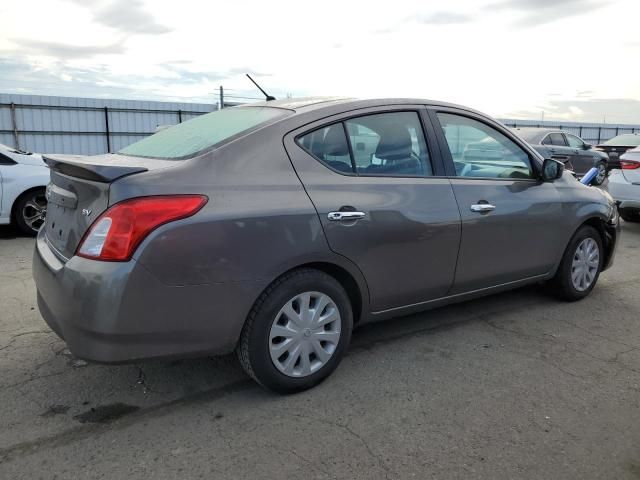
[43,153,176,259]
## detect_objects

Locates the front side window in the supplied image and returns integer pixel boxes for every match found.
[566,134,585,148]
[437,113,533,179]
[543,133,566,146]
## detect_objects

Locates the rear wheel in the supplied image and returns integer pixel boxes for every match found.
[549,225,603,301]
[619,208,640,223]
[13,188,47,236]
[237,269,353,394]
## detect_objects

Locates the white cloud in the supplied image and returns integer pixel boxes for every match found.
[0,0,638,123]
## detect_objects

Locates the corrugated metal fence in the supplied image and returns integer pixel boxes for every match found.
[1,93,639,155]
[499,119,640,146]
[0,93,215,155]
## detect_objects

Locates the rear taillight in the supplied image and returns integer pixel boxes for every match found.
[77,195,207,261]
[620,160,640,170]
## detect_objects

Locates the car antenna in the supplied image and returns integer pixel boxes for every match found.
[246,74,276,101]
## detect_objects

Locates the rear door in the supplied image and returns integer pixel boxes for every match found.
[430,108,566,294]
[284,106,461,313]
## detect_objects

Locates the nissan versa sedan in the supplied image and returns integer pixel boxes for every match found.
[33,98,619,393]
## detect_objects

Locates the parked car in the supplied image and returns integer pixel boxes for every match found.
[33,98,619,393]
[511,128,609,185]
[595,133,640,169]
[0,143,49,235]
[607,146,640,222]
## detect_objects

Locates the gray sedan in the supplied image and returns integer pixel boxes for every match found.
[33,98,619,393]
[511,127,609,184]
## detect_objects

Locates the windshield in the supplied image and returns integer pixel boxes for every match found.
[603,134,640,147]
[119,107,289,159]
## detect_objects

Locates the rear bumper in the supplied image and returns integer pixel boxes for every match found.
[33,231,261,363]
[606,171,639,209]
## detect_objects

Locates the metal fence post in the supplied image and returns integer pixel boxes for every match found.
[104,107,111,153]
[598,127,602,144]
[579,126,583,138]
[10,103,20,150]
[178,109,183,123]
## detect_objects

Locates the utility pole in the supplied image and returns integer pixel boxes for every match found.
[219,86,224,110]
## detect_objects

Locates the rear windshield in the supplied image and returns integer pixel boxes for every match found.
[119,107,289,159]
[603,134,640,147]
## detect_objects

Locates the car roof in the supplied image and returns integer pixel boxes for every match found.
[509,127,561,143]
[240,96,480,115]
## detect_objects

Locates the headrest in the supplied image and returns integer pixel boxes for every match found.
[322,125,350,156]
[375,124,412,161]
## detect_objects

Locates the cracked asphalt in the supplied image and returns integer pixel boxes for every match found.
[1,221,639,479]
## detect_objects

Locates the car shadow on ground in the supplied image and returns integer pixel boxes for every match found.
[0,224,32,240]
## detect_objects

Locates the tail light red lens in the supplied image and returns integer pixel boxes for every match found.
[620,160,640,170]
[77,195,208,261]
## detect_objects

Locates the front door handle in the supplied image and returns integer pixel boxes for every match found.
[328,211,366,221]
[470,203,496,213]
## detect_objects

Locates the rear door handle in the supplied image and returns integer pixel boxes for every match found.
[328,211,366,221]
[470,204,496,213]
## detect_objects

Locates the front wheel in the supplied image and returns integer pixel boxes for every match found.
[237,269,353,394]
[549,225,603,301]
[591,162,607,186]
[14,188,47,236]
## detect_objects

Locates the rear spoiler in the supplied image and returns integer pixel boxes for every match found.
[43,154,149,183]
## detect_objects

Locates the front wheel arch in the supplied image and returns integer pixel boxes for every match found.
[11,186,47,233]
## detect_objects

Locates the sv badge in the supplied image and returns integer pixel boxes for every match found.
[82,208,92,217]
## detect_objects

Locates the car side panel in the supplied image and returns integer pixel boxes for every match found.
[0,163,50,221]
[283,106,462,312]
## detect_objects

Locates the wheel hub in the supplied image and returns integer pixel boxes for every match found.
[268,291,341,378]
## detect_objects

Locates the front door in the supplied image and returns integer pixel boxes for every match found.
[284,107,461,312]
[431,109,567,294]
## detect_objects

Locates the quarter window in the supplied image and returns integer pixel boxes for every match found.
[437,113,534,179]
[297,124,353,173]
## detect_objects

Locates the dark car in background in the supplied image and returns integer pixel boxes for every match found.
[595,133,640,169]
[33,98,619,393]
[511,128,609,185]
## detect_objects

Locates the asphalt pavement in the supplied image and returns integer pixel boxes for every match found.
[1,221,639,479]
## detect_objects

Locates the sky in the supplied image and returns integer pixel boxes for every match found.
[1,0,639,123]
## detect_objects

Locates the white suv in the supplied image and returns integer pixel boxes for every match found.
[0,143,50,235]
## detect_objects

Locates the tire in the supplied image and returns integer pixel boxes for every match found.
[591,162,607,186]
[550,225,603,301]
[619,208,640,223]
[13,188,47,236]
[237,268,353,394]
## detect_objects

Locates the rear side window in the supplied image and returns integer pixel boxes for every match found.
[119,107,288,159]
[297,111,433,177]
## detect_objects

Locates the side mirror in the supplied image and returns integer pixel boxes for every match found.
[541,158,564,182]
[583,143,592,150]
